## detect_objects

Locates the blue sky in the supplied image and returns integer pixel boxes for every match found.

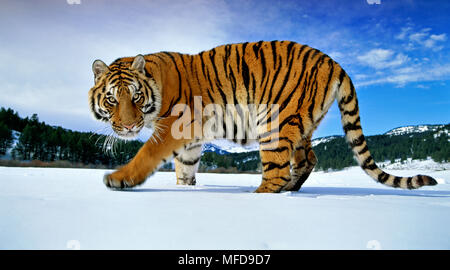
[0,0,449,140]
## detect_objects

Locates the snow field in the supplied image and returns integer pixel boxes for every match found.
[0,165,449,249]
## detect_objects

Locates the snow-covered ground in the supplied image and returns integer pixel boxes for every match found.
[0,165,449,250]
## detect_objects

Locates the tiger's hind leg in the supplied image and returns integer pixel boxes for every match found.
[255,126,301,193]
[283,139,317,192]
[174,142,203,185]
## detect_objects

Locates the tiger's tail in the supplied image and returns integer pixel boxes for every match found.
[335,72,438,189]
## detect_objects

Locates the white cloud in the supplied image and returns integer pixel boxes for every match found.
[407,28,447,51]
[356,63,450,87]
[357,49,408,69]
[430,33,447,41]
[395,27,412,40]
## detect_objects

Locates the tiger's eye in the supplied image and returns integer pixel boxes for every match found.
[107,97,116,103]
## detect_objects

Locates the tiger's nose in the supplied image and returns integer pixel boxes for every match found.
[122,123,136,130]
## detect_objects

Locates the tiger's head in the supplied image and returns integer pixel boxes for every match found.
[88,55,162,139]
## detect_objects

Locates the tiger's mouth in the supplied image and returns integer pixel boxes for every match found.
[113,124,144,140]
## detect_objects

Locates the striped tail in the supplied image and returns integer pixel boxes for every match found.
[336,72,438,189]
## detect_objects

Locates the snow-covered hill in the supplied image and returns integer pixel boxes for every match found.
[311,136,340,147]
[0,165,448,249]
[204,139,259,153]
[385,124,445,136]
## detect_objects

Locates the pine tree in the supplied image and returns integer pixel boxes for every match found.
[0,122,13,155]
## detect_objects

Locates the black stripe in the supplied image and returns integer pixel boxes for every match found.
[242,57,250,94]
[295,145,305,151]
[253,40,263,58]
[260,136,293,146]
[295,159,307,168]
[250,72,256,104]
[407,178,414,189]
[270,41,277,69]
[393,177,402,187]
[320,58,335,110]
[209,48,223,88]
[259,46,267,89]
[343,102,359,116]
[207,69,227,106]
[307,54,327,123]
[361,156,377,170]
[310,48,320,59]
[277,114,300,133]
[296,49,313,111]
[357,145,369,155]
[262,176,290,182]
[262,55,282,105]
[262,161,290,171]
[258,70,271,105]
[377,172,389,183]
[339,81,356,107]
[235,45,241,73]
[416,175,424,186]
[349,135,366,148]
[262,146,290,153]
[343,117,361,133]
[186,144,202,151]
[178,157,201,166]
[199,51,208,78]
[160,52,183,117]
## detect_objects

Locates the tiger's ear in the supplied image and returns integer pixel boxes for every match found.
[131,54,146,74]
[92,59,109,82]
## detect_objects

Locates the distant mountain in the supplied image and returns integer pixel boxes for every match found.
[385,124,446,136]
[202,143,230,155]
[204,139,259,154]
[311,135,340,147]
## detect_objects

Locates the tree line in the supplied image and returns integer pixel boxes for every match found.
[0,107,142,168]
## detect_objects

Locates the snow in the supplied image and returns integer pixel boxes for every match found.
[207,139,259,153]
[0,165,449,250]
[378,158,450,171]
[0,131,20,160]
[311,136,339,147]
[385,125,443,136]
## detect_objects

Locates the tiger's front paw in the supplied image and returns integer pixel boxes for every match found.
[103,169,144,189]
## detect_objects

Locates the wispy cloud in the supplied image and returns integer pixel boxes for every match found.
[356,63,450,87]
[357,49,409,69]
[354,22,449,87]
[403,27,448,51]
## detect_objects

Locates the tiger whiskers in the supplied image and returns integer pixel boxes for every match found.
[102,131,119,158]
[149,121,165,144]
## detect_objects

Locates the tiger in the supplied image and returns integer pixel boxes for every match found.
[88,40,437,193]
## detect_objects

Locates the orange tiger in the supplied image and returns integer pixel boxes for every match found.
[88,41,437,193]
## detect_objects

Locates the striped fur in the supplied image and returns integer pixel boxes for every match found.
[89,41,437,192]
